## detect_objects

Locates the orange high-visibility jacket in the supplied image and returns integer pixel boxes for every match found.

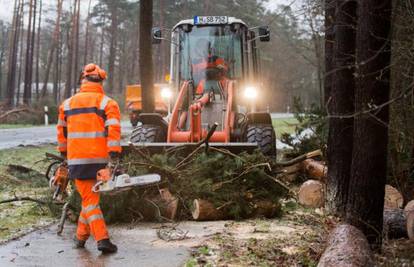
[57,82,121,180]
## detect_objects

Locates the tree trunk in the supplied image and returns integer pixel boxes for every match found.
[35,0,42,101]
[5,0,21,107]
[107,5,118,94]
[139,0,155,112]
[63,0,76,99]
[16,2,24,106]
[346,0,392,250]
[324,0,334,105]
[41,0,62,99]
[83,0,92,65]
[72,0,80,94]
[326,0,357,217]
[23,0,35,105]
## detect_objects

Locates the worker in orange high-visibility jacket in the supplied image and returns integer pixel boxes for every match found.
[57,63,121,254]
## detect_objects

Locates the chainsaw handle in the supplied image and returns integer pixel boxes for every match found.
[92,181,103,193]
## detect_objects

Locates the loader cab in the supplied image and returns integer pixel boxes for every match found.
[167,17,262,96]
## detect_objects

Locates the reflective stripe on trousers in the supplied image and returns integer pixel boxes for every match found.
[75,179,109,242]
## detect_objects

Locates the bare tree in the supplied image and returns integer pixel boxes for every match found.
[35,0,42,100]
[140,0,155,112]
[41,0,63,99]
[346,0,392,250]
[5,0,22,107]
[23,0,36,105]
[326,0,357,217]
[83,0,93,65]
[64,0,78,99]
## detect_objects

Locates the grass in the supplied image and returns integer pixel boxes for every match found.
[0,124,42,129]
[0,145,57,242]
[272,117,298,136]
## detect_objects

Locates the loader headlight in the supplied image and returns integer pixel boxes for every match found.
[161,87,172,99]
[244,86,258,99]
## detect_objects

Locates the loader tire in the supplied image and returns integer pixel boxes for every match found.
[130,125,165,143]
[247,124,276,157]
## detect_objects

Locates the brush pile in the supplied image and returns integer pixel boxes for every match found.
[68,145,292,223]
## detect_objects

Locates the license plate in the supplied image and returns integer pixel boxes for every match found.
[194,16,228,25]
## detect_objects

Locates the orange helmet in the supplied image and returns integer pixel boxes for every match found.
[82,63,107,81]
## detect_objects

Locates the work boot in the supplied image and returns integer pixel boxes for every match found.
[97,239,118,254]
[73,237,86,249]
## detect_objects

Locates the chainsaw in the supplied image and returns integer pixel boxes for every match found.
[49,161,69,201]
[92,162,161,193]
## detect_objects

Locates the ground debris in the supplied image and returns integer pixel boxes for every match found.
[156,225,189,241]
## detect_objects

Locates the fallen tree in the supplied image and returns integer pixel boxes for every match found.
[66,147,301,223]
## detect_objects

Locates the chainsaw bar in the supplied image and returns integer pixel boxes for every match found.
[93,173,161,193]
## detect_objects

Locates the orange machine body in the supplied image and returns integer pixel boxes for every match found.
[167,81,235,143]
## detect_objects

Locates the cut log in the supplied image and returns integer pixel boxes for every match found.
[159,188,178,220]
[280,163,302,183]
[404,200,414,215]
[250,200,281,218]
[384,185,403,209]
[405,201,414,240]
[407,211,414,240]
[298,179,324,208]
[302,159,327,181]
[191,199,227,221]
[383,208,407,239]
[318,224,374,267]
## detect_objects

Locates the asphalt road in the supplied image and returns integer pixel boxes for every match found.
[0,221,228,267]
[0,122,133,150]
[0,113,293,150]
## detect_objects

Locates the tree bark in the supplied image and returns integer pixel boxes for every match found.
[23,0,36,105]
[5,0,21,107]
[72,0,80,94]
[346,0,392,250]
[107,3,118,94]
[318,224,374,267]
[16,1,24,106]
[326,0,357,217]
[41,0,62,99]
[83,0,92,65]
[139,0,155,112]
[63,0,77,99]
[35,0,42,100]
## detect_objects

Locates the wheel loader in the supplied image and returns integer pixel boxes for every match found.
[127,16,276,157]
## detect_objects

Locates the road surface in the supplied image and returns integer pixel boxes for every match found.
[0,221,228,267]
[0,113,294,150]
[0,122,133,150]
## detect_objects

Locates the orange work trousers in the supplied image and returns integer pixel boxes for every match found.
[75,179,109,242]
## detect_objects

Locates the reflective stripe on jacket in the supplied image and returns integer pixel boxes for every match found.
[57,82,121,180]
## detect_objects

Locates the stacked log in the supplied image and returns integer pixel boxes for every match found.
[404,200,414,240]
[302,159,327,182]
[298,180,324,208]
[383,208,407,239]
[384,185,403,209]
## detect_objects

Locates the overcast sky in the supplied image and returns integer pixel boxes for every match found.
[0,0,300,23]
